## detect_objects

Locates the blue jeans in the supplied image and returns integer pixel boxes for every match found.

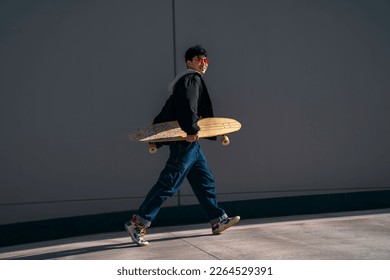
[135,141,227,227]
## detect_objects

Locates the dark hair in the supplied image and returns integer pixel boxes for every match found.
[184,45,208,62]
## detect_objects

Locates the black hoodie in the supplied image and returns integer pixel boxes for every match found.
[153,71,214,136]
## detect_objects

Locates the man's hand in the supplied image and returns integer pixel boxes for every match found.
[185,134,199,142]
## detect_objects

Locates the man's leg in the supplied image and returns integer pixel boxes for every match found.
[186,144,240,234]
[186,145,226,222]
[126,142,198,245]
[136,142,199,223]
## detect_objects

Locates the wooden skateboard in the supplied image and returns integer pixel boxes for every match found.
[129,117,241,154]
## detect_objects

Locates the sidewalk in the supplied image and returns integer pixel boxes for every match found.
[1,209,389,260]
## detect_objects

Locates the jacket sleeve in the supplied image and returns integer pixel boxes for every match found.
[175,75,201,135]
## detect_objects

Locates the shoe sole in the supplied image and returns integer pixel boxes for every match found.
[124,223,149,246]
[212,216,241,235]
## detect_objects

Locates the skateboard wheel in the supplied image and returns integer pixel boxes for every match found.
[148,143,158,154]
[221,135,230,146]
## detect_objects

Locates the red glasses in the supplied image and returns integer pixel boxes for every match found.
[194,57,208,65]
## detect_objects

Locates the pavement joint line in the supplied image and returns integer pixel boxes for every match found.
[169,232,221,260]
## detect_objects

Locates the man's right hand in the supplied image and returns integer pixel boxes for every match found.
[185,134,199,142]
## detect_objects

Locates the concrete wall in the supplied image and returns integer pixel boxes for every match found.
[1,0,389,225]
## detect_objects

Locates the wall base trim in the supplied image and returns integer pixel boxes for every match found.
[1,190,390,247]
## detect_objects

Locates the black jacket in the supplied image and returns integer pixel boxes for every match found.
[153,72,214,136]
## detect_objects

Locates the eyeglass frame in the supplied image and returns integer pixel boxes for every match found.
[192,56,209,65]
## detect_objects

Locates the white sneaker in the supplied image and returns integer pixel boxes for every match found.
[124,216,149,246]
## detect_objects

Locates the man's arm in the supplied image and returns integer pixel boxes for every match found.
[175,74,201,136]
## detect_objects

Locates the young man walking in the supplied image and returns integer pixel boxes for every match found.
[125,45,240,246]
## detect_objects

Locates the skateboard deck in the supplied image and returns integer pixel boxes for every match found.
[129,117,241,153]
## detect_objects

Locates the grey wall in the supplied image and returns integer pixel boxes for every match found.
[1,0,389,225]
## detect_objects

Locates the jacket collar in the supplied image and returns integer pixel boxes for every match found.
[168,69,202,94]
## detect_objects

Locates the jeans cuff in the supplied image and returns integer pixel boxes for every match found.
[134,214,152,227]
[210,213,228,225]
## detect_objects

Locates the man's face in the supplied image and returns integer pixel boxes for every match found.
[186,55,208,74]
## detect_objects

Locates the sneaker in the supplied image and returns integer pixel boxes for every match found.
[124,216,149,246]
[212,216,240,235]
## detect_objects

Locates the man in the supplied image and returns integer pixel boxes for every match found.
[125,45,240,246]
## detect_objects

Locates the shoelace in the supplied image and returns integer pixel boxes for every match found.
[135,224,147,238]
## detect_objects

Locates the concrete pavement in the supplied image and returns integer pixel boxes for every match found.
[0,209,389,260]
